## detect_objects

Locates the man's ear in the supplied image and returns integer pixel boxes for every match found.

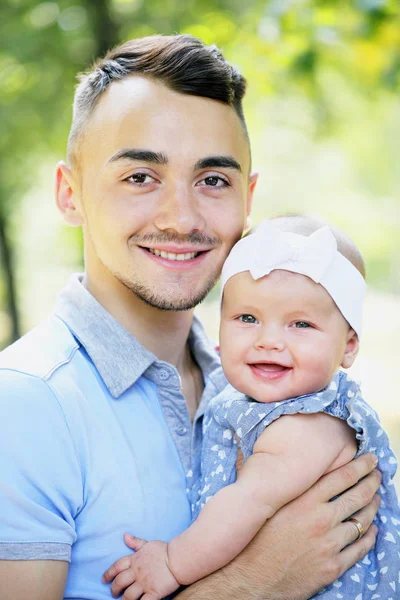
[246,171,258,220]
[55,161,83,227]
[341,329,360,369]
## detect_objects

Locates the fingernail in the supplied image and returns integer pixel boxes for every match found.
[372,454,378,466]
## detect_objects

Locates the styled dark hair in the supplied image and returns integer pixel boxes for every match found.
[67,34,248,164]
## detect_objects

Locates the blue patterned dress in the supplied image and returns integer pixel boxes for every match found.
[187,371,400,600]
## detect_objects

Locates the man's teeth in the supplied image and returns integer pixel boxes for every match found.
[148,248,199,261]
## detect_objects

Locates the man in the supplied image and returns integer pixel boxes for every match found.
[0,35,380,600]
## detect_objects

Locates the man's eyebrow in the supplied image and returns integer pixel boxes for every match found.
[194,156,242,173]
[108,149,168,165]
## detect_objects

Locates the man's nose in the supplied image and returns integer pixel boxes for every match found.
[154,183,205,234]
[254,325,285,352]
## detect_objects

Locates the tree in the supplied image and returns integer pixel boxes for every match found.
[1,0,399,347]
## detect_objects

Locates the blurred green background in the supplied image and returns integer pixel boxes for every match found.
[1,0,399,489]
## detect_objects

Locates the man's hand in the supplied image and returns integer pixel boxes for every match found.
[176,453,380,600]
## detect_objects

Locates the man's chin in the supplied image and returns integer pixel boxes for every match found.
[138,297,201,312]
[117,276,218,312]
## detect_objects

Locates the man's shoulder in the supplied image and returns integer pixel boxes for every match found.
[0,315,79,382]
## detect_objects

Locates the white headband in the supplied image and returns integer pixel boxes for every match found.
[221,221,367,338]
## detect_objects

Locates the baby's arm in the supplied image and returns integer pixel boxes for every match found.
[167,413,357,584]
[104,413,356,597]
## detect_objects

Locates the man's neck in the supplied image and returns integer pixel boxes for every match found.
[82,271,194,369]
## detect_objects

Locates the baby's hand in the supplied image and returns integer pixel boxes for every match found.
[102,534,180,599]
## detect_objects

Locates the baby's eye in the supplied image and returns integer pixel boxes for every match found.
[293,321,311,328]
[238,314,258,324]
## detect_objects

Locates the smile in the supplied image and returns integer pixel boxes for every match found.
[249,363,292,381]
[147,248,199,261]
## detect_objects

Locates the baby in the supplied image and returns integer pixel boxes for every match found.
[103,216,400,600]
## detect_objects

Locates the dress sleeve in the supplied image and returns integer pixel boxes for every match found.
[189,386,250,519]
[0,369,82,561]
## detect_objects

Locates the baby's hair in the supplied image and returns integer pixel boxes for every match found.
[268,214,366,279]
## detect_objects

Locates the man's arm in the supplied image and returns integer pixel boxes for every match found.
[0,371,79,600]
[175,453,380,600]
[0,561,68,600]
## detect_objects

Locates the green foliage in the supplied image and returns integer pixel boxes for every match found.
[0,0,399,343]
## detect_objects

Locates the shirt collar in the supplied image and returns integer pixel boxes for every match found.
[188,316,221,380]
[54,273,222,398]
[55,274,156,398]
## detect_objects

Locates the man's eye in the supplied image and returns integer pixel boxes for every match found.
[238,314,258,324]
[294,321,311,328]
[127,173,154,185]
[200,176,230,188]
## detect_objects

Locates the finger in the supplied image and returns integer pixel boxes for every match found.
[315,453,379,502]
[122,582,144,600]
[103,555,132,583]
[124,533,148,551]
[336,524,378,579]
[333,493,381,550]
[235,445,244,472]
[331,469,381,524]
[111,570,137,598]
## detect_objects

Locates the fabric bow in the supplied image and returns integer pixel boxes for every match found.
[249,222,338,283]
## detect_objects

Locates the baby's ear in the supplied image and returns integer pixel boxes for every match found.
[341,329,359,369]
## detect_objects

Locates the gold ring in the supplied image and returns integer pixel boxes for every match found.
[348,517,364,541]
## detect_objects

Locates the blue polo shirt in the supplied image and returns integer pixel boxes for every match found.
[0,274,227,599]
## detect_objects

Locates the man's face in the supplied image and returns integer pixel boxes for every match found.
[63,76,256,311]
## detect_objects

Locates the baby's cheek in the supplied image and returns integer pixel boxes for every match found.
[225,364,250,396]
[220,350,233,378]
[221,351,238,382]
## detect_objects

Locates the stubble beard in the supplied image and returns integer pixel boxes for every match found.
[115,269,220,311]
[88,228,225,311]
[117,230,223,311]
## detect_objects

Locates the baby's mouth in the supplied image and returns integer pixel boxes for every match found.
[249,363,292,380]
[252,363,287,372]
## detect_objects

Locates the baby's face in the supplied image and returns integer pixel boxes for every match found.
[219,270,359,403]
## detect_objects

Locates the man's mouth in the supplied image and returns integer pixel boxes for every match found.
[147,248,200,261]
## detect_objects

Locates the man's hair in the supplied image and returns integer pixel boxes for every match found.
[67,34,248,165]
[269,214,366,278]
